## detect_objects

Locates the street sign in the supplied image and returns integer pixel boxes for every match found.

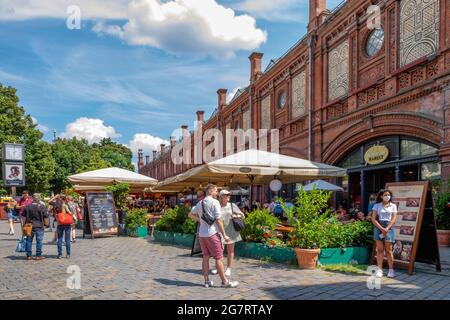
[2,143,25,162]
[2,143,26,188]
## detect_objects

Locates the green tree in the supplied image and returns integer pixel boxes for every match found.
[93,138,134,170]
[0,83,55,194]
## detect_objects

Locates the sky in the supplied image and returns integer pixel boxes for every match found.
[0,0,343,166]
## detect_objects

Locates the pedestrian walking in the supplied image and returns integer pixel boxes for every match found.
[6,199,17,235]
[188,184,238,288]
[67,196,78,242]
[16,190,33,227]
[56,195,72,259]
[210,189,245,278]
[371,189,397,278]
[24,193,49,260]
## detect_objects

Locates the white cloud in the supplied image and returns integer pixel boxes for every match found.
[0,0,128,20]
[93,0,267,58]
[61,118,121,143]
[31,116,49,133]
[234,0,307,21]
[129,133,170,155]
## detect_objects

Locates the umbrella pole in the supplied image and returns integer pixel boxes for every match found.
[247,175,255,212]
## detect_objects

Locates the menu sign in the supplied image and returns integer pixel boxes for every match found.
[85,192,118,238]
[372,181,441,274]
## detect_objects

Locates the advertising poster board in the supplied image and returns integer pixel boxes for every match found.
[191,222,202,256]
[3,162,25,187]
[371,181,441,274]
[85,192,118,239]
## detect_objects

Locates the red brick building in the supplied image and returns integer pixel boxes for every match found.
[139,0,450,212]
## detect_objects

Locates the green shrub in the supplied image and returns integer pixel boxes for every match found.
[155,205,193,233]
[125,208,148,230]
[105,182,130,211]
[241,209,281,243]
[435,182,450,230]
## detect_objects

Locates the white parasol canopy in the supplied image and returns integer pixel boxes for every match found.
[300,179,344,192]
[68,167,157,192]
[155,149,346,191]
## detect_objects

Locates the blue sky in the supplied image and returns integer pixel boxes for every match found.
[0,0,342,164]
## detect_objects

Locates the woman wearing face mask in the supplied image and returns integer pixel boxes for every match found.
[371,189,397,278]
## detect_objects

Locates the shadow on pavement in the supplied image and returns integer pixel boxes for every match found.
[154,278,203,287]
[176,268,202,275]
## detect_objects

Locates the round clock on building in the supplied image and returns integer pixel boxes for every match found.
[278,91,287,109]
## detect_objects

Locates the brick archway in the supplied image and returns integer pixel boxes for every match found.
[322,112,442,165]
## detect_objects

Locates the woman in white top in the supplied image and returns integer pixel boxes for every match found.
[211,189,246,278]
[371,189,397,278]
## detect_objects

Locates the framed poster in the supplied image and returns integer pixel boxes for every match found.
[372,181,441,274]
[85,192,118,239]
[3,162,26,187]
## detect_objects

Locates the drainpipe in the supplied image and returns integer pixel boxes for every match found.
[308,35,316,161]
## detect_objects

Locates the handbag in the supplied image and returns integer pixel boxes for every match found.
[230,203,245,232]
[56,205,74,225]
[15,236,26,253]
[22,223,33,237]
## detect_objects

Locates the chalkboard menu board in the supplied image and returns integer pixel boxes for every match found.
[371,181,441,274]
[85,192,118,238]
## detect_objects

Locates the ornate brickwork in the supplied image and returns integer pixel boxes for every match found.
[291,69,306,119]
[399,72,411,89]
[389,8,397,73]
[359,63,385,86]
[427,62,439,77]
[261,95,271,130]
[399,0,440,67]
[328,39,349,101]
[411,68,425,84]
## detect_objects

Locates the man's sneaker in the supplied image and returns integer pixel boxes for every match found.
[26,256,32,261]
[222,280,238,288]
[211,269,218,275]
[57,255,62,259]
[204,280,214,288]
[36,256,45,261]
[375,269,383,278]
[387,269,395,278]
[66,255,70,259]
[225,268,231,277]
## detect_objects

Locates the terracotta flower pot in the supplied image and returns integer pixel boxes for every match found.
[437,230,450,247]
[295,248,321,269]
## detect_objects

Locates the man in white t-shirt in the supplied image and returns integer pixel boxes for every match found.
[189,184,238,288]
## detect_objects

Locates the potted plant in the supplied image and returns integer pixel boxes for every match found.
[284,187,331,269]
[125,208,149,238]
[435,187,450,246]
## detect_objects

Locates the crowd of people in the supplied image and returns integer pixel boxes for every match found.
[5,190,83,260]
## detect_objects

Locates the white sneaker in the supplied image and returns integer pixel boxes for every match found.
[222,280,238,288]
[211,269,218,275]
[225,268,231,277]
[375,269,383,278]
[387,269,395,278]
[204,279,214,288]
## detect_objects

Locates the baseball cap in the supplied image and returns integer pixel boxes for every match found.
[219,189,231,196]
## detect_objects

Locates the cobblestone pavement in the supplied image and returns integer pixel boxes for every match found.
[1,221,450,300]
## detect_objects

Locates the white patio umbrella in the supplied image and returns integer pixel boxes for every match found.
[68,167,157,192]
[154,149,346,191]
[300,179,344,192]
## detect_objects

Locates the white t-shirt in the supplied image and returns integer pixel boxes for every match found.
[191,196,222,238]
[372,202,397,222]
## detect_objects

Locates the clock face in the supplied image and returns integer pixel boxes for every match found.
[4,144,24,161]
[278,92,287,109]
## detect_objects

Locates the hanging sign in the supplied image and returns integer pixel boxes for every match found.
[364,145,389,165]
[269,179,282,192]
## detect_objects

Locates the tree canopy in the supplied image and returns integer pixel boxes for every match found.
[1,82,134,194]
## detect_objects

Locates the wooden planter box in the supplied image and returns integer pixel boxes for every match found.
[127,226,148,238]
[318,247,370,265]
[173,233,195,247]
[153,230,175,244]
